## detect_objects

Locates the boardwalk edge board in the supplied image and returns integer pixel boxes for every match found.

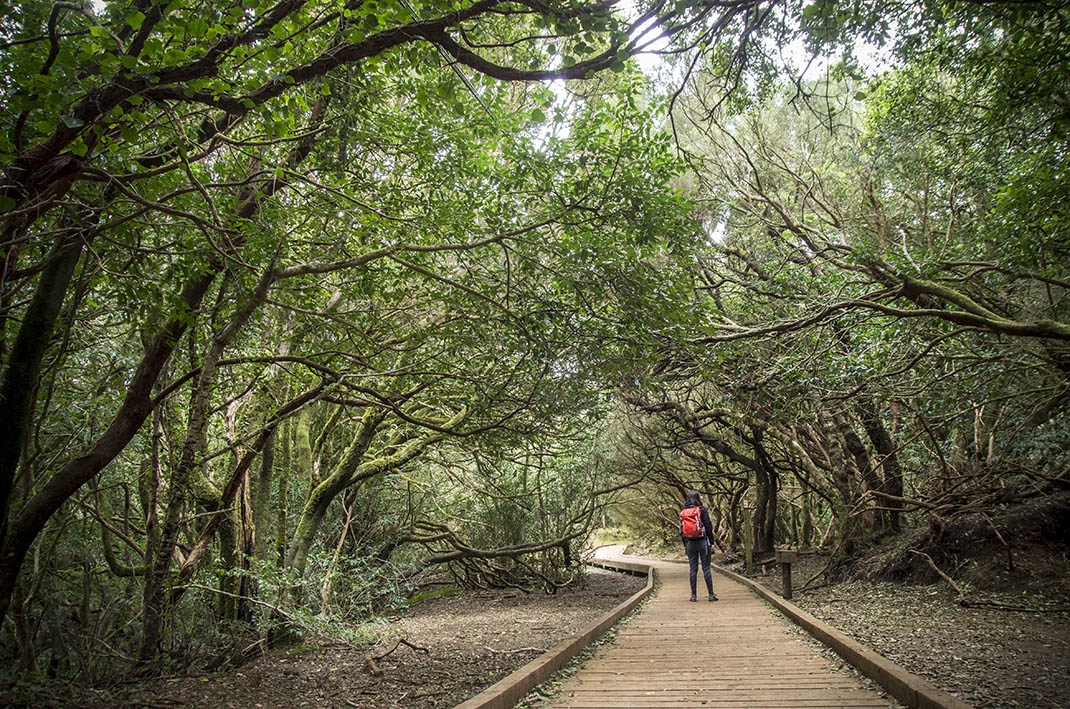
[452,558,657,709]
[714,564,975,709]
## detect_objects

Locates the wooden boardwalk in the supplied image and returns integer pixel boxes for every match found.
[549,548,894,708]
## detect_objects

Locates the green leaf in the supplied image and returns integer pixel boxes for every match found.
[0,196,16,212]
[531,108,546,123]
[126,11,146,30]
[61,115,85,129]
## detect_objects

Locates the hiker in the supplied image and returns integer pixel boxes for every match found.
[680,489,718,602]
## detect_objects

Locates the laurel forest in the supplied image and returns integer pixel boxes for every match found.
[0,0,1066,694]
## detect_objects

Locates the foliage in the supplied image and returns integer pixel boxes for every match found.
[2,0,1068,691]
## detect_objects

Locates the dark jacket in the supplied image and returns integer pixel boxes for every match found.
[680,504,714,545]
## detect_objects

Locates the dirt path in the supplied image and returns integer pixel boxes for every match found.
[24,568,645,708]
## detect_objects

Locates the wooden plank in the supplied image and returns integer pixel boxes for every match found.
[549,550,895,709]
[562,681,866,690]
[554,703,892,706]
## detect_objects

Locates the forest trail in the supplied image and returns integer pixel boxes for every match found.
[549,546,893,708]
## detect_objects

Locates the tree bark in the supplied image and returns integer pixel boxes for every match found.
[858,400,904,531]
[139,267,276,662]
[836,412,881,531]
[749,427,777,554]
[819,413,859,555]
[0,271,215,627]
[253,431,275,559]
[0,236,83,543]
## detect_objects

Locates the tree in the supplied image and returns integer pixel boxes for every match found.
[1,0,772,638]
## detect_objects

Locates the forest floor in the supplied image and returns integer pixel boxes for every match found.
[734,545,1070,708]
[782,573,1070,708]
[36,567,645,709]
[18,495,1070,709]
[609,491,1070,708]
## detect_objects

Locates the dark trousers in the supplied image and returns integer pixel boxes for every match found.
[685,538,713,595]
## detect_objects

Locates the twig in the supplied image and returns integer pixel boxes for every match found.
[795,556,834,593]
[178,583,300,623]
[372,637,430,661]
[411,689,450,698]
[364,637,430,676]
[909,550,967,599]
[909,551,1064,612]
[957,599,1070,613]
[483,645,546,654]
[982,512,1014,572]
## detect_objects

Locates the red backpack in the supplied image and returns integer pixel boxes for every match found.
[680,507,705,539]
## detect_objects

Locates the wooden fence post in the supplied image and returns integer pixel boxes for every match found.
[775,548,798,599]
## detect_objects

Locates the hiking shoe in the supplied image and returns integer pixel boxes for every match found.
[708,593,719,602]
[689,594,697,602]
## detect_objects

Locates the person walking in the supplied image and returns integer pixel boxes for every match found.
[680,490,718,602]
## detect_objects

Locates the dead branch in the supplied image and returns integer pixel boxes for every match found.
[957,599,1070,613]
[862,490,938,510]
[363,657,383,677]
[909,550,1065,612]
[178,583,300,624]
[910,550,967,599]
[365,636,430,675]
[982,512,1014,572]
[483,645,546,654]
[795,555,835,593]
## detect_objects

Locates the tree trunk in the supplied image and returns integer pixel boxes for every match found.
[286,407,385,574]
[858,400,904,532]
[275,422,290,567]
[749,427,777,554]
[0,237,82,541]
[836,413,881,532]
[139,347,220,662]
[140,265,277,661]
[0,272,215,627]
[294,408,315,486]
[218,510,241,621]
[253,431,275,559]
[237,464,256,624]
[819,413,859,555]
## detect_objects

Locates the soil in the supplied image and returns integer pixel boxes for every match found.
[736,511,1070,709]
[13,495,1070,709]
[24,568,645,709]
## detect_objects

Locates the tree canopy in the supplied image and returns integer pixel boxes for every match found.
[1,0,1067,685]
